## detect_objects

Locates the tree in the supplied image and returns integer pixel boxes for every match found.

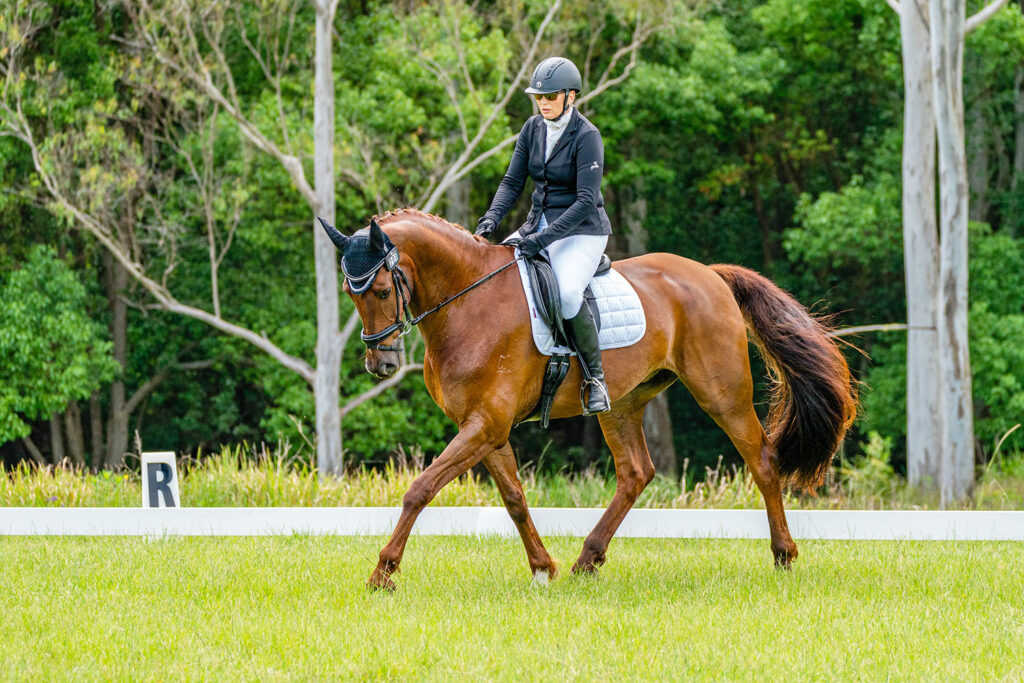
[0,246,118,463]
[885,0,1010,504]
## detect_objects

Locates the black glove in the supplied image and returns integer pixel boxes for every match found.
[474,217,496,237]
[517,234,544,258]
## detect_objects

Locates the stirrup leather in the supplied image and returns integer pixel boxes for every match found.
[580,377,610,415]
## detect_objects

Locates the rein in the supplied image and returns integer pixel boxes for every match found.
[359,254,523,352]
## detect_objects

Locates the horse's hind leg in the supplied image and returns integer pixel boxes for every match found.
[571,405,655,574]
[708,403,798,567]
[482,443,558,584]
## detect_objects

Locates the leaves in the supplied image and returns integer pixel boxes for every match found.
[0,246,117,444]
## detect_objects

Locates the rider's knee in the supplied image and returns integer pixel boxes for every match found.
[560,290,585,318]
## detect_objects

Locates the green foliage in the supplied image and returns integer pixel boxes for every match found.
[0,246,117,443]
[1,0,1022,475]
[861,225,1024,453]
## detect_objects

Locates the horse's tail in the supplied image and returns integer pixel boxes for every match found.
[711,264,857,490]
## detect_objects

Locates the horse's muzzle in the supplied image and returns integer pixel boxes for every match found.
[366,358,399,379]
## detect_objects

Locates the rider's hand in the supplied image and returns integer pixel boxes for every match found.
[474,217,496,237]
[518,235,544,258]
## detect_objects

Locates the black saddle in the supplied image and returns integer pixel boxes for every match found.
[520,253,612,428]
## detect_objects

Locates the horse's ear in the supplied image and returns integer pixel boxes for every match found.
[369,218,387,251]
[317,217,348,252]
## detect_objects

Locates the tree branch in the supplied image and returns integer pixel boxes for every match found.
[127,1,317,208]
[123,359,216,417]
[420,0,562,213]
[828,323,930,337]
[14,110,317,386]
[884,0,901,15]
[340,364,425,419]
[577,17,657,107]
[21,435,46,466]
[966,0,1009,33]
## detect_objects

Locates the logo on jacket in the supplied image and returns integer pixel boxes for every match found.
[590,161,600,171]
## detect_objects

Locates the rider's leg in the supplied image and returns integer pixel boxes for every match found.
[544,233,609,413]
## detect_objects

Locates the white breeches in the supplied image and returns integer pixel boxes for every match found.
[505,215,609,317]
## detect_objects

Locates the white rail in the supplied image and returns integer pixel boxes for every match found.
[1,507,1023,540]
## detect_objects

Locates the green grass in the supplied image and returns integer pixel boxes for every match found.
[2,536,1022,680]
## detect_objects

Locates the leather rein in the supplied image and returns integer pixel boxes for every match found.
[350,246,523,352]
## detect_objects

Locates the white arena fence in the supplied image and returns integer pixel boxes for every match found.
[2,507,1024,541]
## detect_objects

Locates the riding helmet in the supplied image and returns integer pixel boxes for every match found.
[524,57,583,95]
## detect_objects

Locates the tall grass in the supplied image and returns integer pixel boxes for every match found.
[2,439,1023,509]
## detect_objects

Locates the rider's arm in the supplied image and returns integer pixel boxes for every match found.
[531,127,603,250]
[480,120,532,227]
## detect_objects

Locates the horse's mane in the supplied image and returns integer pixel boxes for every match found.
[374,207,489,251]
[375,207,466,233]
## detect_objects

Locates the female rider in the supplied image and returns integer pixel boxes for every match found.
[475,56,612,414]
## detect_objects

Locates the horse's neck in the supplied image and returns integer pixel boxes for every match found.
[390,222,494,314]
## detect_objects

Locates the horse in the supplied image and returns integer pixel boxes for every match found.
[321,208,857,591]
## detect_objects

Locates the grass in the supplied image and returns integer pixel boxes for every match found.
[3,441,1024,510]
[2,535,1023,680]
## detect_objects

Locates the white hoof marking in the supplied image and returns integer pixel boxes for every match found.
[532,569,550,587]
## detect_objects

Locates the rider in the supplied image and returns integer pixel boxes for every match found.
[475,56,612,414]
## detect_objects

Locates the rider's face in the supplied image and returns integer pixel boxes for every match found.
[537,90,575,120]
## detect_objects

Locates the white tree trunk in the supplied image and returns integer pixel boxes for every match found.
[929,0,975,505]
[313,0,342,476]
[899,0,942,490]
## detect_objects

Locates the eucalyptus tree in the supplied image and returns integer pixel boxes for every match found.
[885,0,1011,504]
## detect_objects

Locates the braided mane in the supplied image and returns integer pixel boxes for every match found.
[374,208,469,234]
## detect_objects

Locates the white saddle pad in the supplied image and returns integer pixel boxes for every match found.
[516,259,646,356]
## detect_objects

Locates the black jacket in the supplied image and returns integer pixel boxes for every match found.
[481,108,612,250]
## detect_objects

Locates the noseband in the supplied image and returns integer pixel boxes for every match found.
[345,245,523,353]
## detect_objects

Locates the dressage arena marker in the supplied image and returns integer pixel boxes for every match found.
[2,507,1023,540]
[140,452,180,508]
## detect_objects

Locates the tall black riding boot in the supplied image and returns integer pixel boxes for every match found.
[566,304,610,414]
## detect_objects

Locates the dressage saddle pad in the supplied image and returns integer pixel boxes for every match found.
[515,259,646,356]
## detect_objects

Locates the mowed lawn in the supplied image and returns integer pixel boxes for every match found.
[2,535,1022,680]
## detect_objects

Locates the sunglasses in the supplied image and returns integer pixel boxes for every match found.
[533,92,561,101]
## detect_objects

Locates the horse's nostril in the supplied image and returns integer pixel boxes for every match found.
[380,363,398,377]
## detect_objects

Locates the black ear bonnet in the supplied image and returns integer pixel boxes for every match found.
[318,217,399,294]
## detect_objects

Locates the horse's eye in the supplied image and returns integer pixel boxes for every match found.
[377,288,391,300]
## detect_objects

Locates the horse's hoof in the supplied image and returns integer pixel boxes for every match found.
[773,546,798,569]
[367,571,397,592]
[570,559,601,575]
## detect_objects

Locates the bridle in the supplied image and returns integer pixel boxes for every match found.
[346,244,523,353]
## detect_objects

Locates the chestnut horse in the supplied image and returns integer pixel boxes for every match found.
[324,209,856,591]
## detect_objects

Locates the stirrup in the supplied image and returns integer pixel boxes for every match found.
[580,378,610,415]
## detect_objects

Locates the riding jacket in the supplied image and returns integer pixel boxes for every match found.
[481,108,612,251]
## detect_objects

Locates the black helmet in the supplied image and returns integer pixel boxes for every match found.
[524,57,582,95]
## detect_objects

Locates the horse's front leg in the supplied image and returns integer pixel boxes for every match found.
[482,443,558,585]
[368,416,506,591]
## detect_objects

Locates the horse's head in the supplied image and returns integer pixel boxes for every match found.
[319,216,409,379]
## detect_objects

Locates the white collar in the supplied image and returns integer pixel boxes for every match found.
[542,106,574,132]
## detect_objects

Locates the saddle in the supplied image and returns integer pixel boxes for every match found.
[522,253,612,428]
